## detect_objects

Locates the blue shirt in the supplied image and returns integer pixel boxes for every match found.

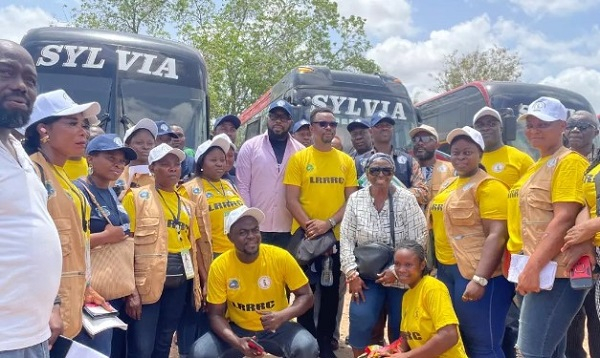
[74,178,131,235]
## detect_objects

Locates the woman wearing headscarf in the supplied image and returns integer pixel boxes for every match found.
[23,89,111,340]
[507,97,590,357]
[121,143,205,358]
[429,126,513,357]
[340,153,428,357]
[72,134,137,355]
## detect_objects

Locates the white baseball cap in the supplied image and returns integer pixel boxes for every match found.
[148,143,186,165]
[446,126,485,151]
[123,118,159,144]
[225,205,265,234]
[473,106,502,125]
[409,124,439,141]
[518,97,568,122]
[194,134,232,163]
[27,89,100,129]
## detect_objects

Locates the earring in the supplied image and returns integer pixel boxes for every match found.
[40,135,50,144]
[88,166,94,175]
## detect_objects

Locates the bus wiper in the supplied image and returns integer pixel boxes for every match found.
[96,113,111,130]
[119,114,136,131]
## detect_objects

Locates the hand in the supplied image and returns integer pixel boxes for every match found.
[375,268,398,286]
[236,336,265,357]
[349,276,368,303]
[462,280,486,302]
[48,304,63,350]
[104,224,128,244]
[305,219,331,240]
[258,310,286,332]
[563,222,595,251]
[562,242,596,273]
[84,286,113,311]
[516,266,541,295]
[125,290,142,320]
[201,283,208,310]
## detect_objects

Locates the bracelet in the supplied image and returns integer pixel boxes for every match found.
[345,270,359,283]
[328,218,337,228]
[53,295,61,306]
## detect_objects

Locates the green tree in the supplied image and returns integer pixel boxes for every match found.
[434,46,522,92]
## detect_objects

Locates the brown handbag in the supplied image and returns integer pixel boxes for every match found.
[79,181,136,300]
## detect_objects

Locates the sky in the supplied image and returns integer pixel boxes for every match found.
[2,0,600,113]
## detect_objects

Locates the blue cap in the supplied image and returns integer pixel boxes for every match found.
[214,114,241,130]
[292,120,310,134]
[371,111,395,126]
[86,134,137,161]
[268,100,293,117]
[155,120,177,138]
[347,118,371,132]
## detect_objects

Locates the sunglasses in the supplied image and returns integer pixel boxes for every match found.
[311,121,338,128]
[566,121,597,131]
[411,135,436,144]
[368,167,394,176]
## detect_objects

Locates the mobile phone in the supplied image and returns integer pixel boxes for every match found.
[570,256,594,290]
[247,338,265,354]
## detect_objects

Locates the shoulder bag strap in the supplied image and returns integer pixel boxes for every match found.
[388,188,395,247]
[77,179,113,225]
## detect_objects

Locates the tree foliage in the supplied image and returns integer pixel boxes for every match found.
[434,46,522,92]
[72,0,379,116]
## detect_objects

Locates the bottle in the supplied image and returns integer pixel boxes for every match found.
[321,256,333,287]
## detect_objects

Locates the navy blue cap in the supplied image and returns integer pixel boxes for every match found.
[292,120,310,134]
[155,120,177,138]
[214,114,241,130]
[86,134,137,161]
[268,100,293,117]
[371,111,395,126]
[347,118,371,132]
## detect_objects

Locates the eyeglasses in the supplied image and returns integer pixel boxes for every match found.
[269,113,291,121]
[311,121,338,129]
[411,135,436,144]
[566,121,597,131]
[368,167,394,176]
[474,121,500,130]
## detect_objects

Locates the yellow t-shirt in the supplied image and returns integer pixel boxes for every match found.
[507,152,587,253]
[63,157,89,181]
[123,189,197,253]
[582,164,600,246]
[207,245,309,331]
[401,275,468,358]
[202,178,244,254]
[430,177,508,265]
[482,146,534,187]
[283,146,358,238]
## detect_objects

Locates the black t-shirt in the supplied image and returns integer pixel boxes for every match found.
[269,136,288,165]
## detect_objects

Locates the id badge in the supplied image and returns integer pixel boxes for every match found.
[223,211,231,235]
[181,249,195,279]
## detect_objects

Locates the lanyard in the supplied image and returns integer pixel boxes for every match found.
[205,179,231,203]
[156,189,183,241]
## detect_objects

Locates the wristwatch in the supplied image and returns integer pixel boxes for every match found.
[328,218,337,228]
[472,275,488,287]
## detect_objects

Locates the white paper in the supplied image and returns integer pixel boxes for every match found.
[129,165,150,176]
[507,254,557,290]
[66,340,109,358]
[83,313,127,338]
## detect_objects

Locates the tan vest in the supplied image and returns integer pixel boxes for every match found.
[30,152,87,338]
[182,179,213,274]
[519,146,572,278]
[429,160,455,198]
[443,169,504,279]
[116,166,154,200]
[130,187,203,309]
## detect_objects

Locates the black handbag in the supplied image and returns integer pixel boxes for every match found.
[354,189,396,280]
[288,229,336,266]
[164,253,187,289]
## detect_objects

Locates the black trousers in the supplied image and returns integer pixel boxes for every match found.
[261,231,291,251]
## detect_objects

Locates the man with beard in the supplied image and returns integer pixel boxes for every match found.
[409,124,454,199]
[347,118,372,158]
[236,100,305,249]
[0,40,63,356]
[473,106,533,187]
[564,110,599,161]
[285,107,358,358]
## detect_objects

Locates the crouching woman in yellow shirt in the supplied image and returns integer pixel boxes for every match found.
[388,240,467,358]
[122,144,207,358]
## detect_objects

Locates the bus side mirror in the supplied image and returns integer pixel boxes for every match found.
[414,107,423,124]
[500,108,516,142]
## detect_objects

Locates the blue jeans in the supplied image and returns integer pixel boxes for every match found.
[74,298,125,356]
[190,321,318,358]
[0,342,48,358]
[437,263,514,358]
[127,281,189,358]
[517,278,588,358]
[176,297,210,355]
[348,280,405,350]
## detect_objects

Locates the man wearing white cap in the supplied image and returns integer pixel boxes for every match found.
[190,205,318,358]
[409,124,454,199]
[473,106,534,187]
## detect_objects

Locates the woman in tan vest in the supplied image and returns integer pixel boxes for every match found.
[23,89,111,340]
[428,126,513,357]
[122,143,206,358]
[506,97,589,357]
